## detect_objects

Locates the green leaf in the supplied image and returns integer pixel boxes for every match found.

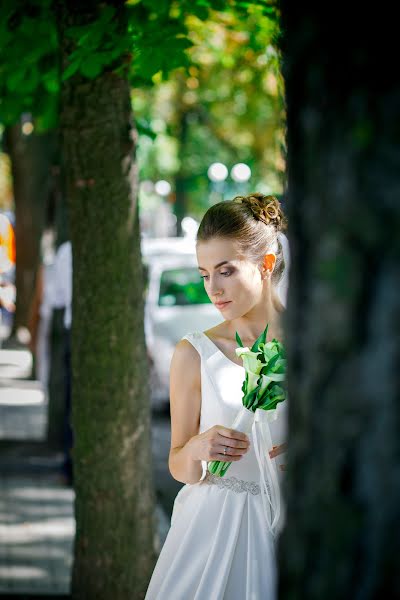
[251,323,268,352]
[6,68,26,92]
[261,352,280,374]
[235,330,243,347]
[62,60,80,81]
[80,55,103,78]
[42,71,59,94]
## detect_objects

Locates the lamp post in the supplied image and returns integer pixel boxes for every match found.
[230,162,252,195]
[207,162,228,202]
[207,162,252,202]
[154,180,175,236]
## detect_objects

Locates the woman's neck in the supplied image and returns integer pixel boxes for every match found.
[229,291,284,346]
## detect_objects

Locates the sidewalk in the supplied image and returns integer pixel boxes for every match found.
[0,348,169,596]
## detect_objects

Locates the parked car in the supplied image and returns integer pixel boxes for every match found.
[141,237,222,409]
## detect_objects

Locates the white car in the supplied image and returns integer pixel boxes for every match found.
[141,237,222,408]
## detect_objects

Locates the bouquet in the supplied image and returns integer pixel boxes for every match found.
[207,323,287,478]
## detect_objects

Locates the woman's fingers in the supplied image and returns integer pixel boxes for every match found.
[218,443,248,457]
[214,449,243,462]
[217,431,249,450]
[217,426,249,447]
[268,443,287,458]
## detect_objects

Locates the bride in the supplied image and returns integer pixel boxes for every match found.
[145,193,288,600]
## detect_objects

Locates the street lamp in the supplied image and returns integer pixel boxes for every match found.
[230,163,251,184]
[207,162,228,202]
[154,180,171,196]
[207,162,228,183]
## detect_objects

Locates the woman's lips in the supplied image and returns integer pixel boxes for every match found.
[214,301,231,309]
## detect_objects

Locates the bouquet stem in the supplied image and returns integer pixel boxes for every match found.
[207,405,255,478]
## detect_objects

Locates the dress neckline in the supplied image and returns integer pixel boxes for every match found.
[201,332,245,370]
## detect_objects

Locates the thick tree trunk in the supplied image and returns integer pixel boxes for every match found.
[4,126,56,332]
[278,4,400,599]
[58,3,156,599]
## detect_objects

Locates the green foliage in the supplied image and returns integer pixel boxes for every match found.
[134,6,285,216]
[0,0,281,136]
[63,5,132,80]
[0,0,59,129]
[0,0,216,127]
[128,9,194,85]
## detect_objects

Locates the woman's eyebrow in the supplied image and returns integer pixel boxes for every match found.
[198,260,229,271]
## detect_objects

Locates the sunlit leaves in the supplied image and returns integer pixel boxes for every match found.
[133,5,285,214]
[63,5,132,81]
[0,0,281,135]
[0,0,59,128]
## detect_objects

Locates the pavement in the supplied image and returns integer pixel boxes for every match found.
[0,344,178,596]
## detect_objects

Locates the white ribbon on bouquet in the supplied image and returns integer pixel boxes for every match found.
[253,408,282,538]
[230,405,282,538]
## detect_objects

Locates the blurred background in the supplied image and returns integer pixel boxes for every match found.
[0,3,286,596]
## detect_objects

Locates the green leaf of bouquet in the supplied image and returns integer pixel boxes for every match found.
[243,385,257,409]
[235,331,244,347]
[259,396,284,411]
[251,323,268,352]
[261,353,280,374]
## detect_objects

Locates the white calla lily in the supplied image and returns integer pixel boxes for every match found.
[235,347,263,392]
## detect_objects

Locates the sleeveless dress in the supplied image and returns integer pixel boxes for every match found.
[145,331,288,600]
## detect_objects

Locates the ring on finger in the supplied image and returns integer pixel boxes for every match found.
[223,446,227,456]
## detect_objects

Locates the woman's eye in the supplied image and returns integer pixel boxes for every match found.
[220,271,231,277]
[200,275,209,280]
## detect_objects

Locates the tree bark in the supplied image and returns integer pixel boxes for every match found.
[47,307,68,450]
[58,3,157,598]
[278,3,400,598]
[4,126,57,332]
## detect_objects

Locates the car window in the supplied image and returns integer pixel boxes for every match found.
[158,267,210,306]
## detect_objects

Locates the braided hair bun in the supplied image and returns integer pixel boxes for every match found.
[233,193,287,232]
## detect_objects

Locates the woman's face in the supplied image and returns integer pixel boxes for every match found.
[196,237,267,319]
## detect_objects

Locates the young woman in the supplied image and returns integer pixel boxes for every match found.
[145,193,288,600]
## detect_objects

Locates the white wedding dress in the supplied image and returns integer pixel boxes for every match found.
[145,331,288,600]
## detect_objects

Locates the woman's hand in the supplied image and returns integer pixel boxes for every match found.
[268,442,287,459]
[188,425,250,463]
[268,443,287,472]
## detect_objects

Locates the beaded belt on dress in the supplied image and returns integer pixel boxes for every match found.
[202,471,271,496]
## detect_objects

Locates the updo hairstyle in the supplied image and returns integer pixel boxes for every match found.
[196,192,288,287]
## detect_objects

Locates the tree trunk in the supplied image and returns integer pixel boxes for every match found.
[46,164,70,449]
[278,4,400,598]
[4,125,56,332]
[58,3,157,598]
[47,307,68,450]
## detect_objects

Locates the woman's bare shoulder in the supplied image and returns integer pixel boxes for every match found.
[169,338,201,432]
[173,337,200,359]
[170,338,201,383]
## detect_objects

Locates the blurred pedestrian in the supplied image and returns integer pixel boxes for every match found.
[27,235,57,392]
[0,212,16,341]
[52,240,73,486]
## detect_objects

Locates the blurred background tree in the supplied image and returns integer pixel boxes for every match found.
[0,0,61,333]
[134,5,285,233]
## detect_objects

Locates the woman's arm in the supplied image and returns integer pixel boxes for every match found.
[168,338,250,484]
[168,339,203,484]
